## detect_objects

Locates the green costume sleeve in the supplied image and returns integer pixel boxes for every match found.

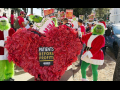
[52,18,58,27]
[29,15,43,23]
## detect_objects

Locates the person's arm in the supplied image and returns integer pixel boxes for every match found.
[22,21,29,27]
[81,32,84,35]
[81,26,85,36]
[87,36,105,58]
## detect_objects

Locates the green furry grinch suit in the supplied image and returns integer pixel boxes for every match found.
[0,16,15,81]
[29,15,58,27]
[78,23,106,81]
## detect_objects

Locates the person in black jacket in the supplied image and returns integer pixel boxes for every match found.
[63,18,72,28]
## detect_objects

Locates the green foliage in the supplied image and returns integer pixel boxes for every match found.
[4,8,21,16]
[95,8,111,19]
[91,24,105,35]
[56,8,93,17]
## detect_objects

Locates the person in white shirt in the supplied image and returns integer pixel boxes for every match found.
[24,15,30,29]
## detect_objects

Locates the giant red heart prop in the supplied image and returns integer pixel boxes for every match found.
[5,26,82,81]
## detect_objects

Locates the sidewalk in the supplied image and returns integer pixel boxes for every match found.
[13,65,73,81]
[72,54,116,81]
[13,53,116,81]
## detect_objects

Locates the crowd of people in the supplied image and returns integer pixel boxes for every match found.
[1,10,34,32]
[0,9,107,81]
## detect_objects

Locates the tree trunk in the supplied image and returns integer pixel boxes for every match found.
[26,8,28,15]
[113,48,120,81]
[22,8,26,13]
[31,8,33,14]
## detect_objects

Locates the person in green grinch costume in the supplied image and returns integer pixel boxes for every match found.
[29,15,43,23]
[29,15,58,27]
[0,16,15,81]
[78,22,106,81]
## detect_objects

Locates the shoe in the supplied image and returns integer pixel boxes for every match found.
[9,78,14,81]
[4,78,14,81]
[81,78,89,81]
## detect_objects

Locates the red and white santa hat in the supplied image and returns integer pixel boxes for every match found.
[50,16,56,18]
[0,16,9,23]
[98,21,107,30]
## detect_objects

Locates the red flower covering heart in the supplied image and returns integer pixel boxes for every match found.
[5,26,83,81]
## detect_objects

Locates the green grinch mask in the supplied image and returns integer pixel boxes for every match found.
[51,17,58,27]
[0,20,7,26]
[0,19,10,31]
[91,24,105,35]
[29,15,43,23]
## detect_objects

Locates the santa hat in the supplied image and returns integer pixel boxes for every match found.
[0,16,9,23]
[99,21,107,30]
[50,16,56,18]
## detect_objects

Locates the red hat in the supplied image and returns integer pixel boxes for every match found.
[20,11,26,15]
[0,16,9,22]
[50,16,56,18]
[99,21,107,30]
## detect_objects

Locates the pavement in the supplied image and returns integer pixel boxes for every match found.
[13,47,116,81]
[14,65,73,81]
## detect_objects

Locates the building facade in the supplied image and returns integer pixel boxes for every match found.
[110,8,120,24]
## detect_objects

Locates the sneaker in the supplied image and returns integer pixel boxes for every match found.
[81,78,89,81]
[4,78,14,81]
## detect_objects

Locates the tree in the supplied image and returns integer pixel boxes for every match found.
[55,8,93,18]
[31,8,33,14]
[22,8,28,14]
[95,8,111,20]
[4,8,21,16]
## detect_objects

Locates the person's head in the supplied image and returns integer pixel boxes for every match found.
[87,23,89,26]
[29,23,33,28]
[78,19,83,26]
[91,23,105,35]
[99,18,103,23]
[89,23,92,27]
[11,10,14,15]
[83,22,85,26]
[20,11,26,18]
[0,17,10,31]
[3,12,6,17]
[63,18,68,25]
[92,23,95,26]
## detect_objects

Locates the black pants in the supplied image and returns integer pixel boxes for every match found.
[101,46,106,55]
[11,24,16,32]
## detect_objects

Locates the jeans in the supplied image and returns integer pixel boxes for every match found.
[79,44,86,66]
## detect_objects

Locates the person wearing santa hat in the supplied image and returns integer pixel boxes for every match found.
[0,16,15,81]
[99,19,107,55]
[78,22,106,81]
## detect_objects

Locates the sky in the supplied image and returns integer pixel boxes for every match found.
[27,8,51,16]
[27,8,42,16]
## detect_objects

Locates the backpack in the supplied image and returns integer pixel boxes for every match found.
[14,18,21,29]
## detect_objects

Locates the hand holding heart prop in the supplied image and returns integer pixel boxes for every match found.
[5,26,83,81]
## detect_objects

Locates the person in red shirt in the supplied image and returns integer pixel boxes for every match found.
[2,12,7,18]
[17,11,29,28]
[78,19,86,66]
[10,10,15,30]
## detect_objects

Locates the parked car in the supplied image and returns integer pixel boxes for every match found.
[105,23,120,59]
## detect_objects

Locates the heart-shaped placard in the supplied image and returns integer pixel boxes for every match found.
[5,25,83,81]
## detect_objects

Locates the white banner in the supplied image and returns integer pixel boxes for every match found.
[71,17,78,29]
[33,18,55,33]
